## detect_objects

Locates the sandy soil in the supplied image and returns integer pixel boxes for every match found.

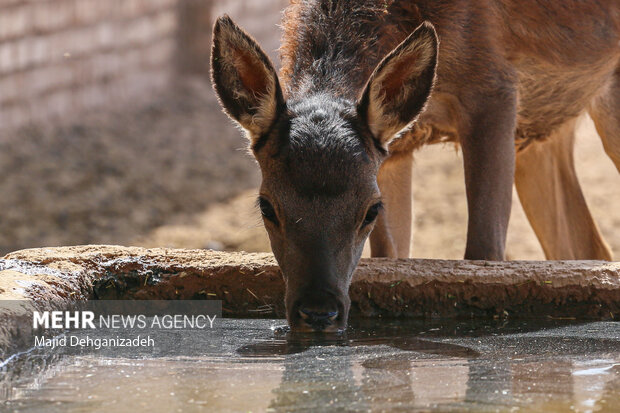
[137,115,620,261]
[0,79,259,255]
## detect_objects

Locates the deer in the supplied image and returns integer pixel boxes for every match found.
[210,0,620,332]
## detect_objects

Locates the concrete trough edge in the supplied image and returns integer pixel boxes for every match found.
[1,245,619,359]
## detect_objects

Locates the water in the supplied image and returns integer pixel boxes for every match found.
[1,319,619,412]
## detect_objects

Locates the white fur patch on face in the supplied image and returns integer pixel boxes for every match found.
[245,82,278,141]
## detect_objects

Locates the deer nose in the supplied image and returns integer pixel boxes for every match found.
[299,308,338,326]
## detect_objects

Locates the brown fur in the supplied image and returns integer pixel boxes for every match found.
[279,0,619,261]
[211,1,620,331]
[515,119,612,260]
[281,0,620,149]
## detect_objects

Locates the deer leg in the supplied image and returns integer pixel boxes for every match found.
[590,71,620,174]
[460,96,516,260]
[369,152,413,258]
[515,119,612,260]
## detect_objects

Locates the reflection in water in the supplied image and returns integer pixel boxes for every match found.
[237,321,620,411]
[512,360,574,408]
[572,360,619,412]
[239,325,478,411]
[1,319,619,412]
[237,325,481,358]
[408,359,469,406]
[4,357,285,412]
[357,355,471,410]
[236,325,480,409]
[268,352,364,411]
[507,359,620,412]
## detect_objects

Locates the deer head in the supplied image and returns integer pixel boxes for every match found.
[211,15,437,331]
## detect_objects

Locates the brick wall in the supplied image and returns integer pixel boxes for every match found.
[0,0,182,132]
[0,0,288,133]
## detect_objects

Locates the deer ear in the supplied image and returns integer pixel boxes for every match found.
[211,15,284,142]
[357,22,438,149]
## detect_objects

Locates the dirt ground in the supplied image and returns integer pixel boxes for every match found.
[0,79,258,255]
[137,115,620,261]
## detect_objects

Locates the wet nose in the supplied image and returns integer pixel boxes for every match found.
[299,308,338,329]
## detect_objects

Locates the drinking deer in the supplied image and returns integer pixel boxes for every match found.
[211,0,620,331]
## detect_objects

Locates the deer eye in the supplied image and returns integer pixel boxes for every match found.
[259,197,278,224]
[363,202,383,227]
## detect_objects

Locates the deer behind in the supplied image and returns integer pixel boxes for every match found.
[211,0,620,331]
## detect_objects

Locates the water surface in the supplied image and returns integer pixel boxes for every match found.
[1,319,619,412]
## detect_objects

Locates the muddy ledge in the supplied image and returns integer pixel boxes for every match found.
[1,245,619,357]
[1,244,619,317]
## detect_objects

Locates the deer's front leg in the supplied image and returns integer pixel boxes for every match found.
[369,152,414,258]
[460,95,516,260]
